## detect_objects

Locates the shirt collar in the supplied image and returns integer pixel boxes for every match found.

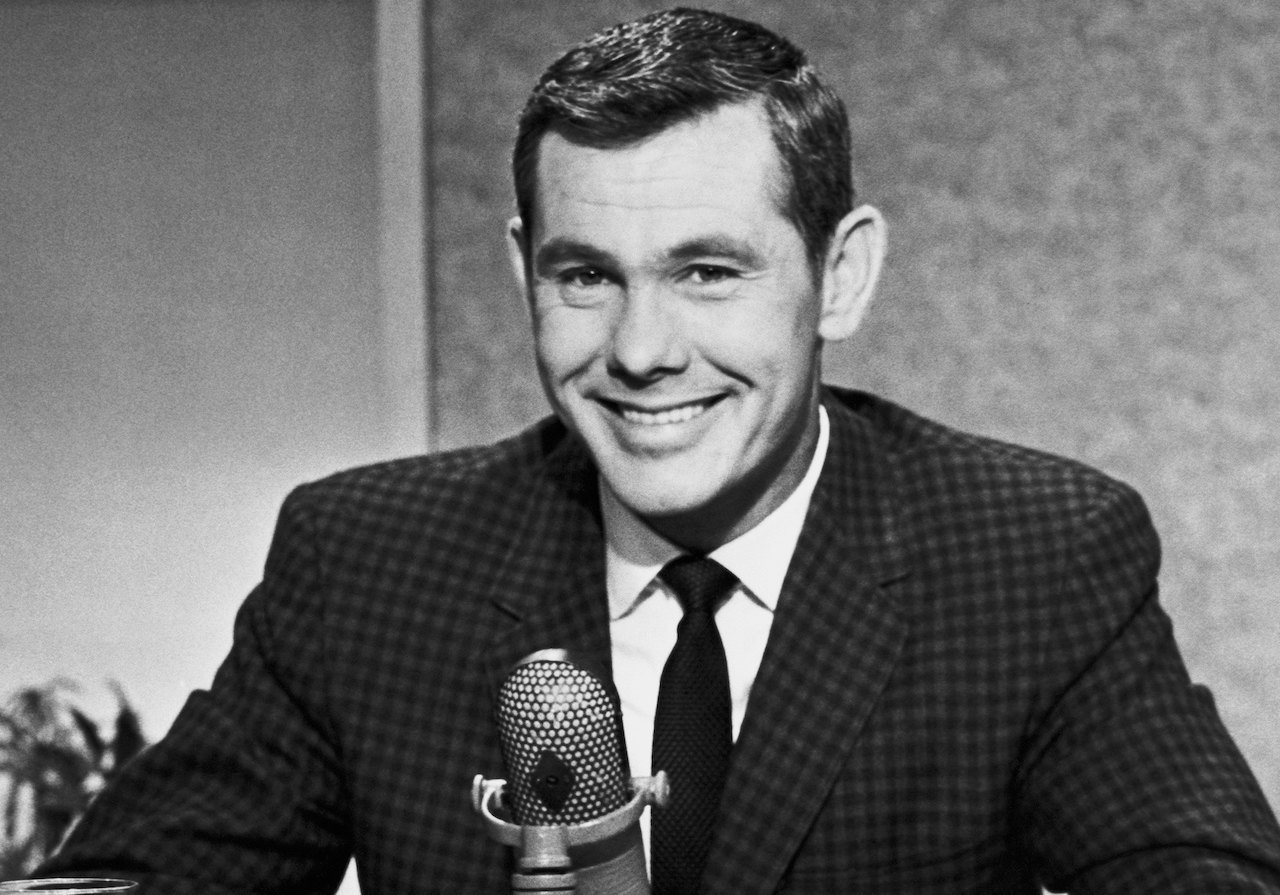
[603,405,830,619]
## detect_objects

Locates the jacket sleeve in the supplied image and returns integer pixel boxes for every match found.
[1015,483,1280,893]
[39,489,352,895]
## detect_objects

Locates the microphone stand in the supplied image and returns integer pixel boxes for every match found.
[472,773,668,895]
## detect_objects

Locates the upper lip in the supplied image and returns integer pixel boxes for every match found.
[597,394,726,414]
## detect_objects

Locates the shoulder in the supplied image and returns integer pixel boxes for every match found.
[821,393,1165,699]
[823,387,1159,588]
[827,386,1146,520]
[269,415,585,554]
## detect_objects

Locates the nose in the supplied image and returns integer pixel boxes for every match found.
[606,287,688,382]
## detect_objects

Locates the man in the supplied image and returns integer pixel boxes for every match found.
[43,8,1280,894]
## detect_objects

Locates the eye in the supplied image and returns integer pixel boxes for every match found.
[686,265,736,285]
[560,266,610,288]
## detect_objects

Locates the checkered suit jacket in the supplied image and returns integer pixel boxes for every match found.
[46,388,1280,893]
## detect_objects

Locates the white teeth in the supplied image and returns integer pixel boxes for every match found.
[618,401,709,426]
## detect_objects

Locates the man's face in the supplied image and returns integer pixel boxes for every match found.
[511,102,845,550]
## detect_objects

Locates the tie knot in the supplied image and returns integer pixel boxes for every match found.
[658,555,737,615]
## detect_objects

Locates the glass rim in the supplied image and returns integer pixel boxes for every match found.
[0,879,138,893]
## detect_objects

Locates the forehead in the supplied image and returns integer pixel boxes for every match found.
[529,102,795,248]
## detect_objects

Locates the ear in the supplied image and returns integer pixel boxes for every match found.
[506,215,533,309]
[817,204,887,342]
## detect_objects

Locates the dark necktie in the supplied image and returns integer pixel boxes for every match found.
[650,555,738,895]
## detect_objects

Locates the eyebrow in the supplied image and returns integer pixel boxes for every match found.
[667,235,764,267]
[532,239,615,274]
[533,234,765,274]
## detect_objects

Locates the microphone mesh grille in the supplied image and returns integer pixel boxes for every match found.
[497,657,630,824]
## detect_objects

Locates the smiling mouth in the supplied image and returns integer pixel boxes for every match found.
[606,395,724,427]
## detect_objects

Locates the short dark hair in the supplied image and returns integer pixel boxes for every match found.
[513,8,855,267]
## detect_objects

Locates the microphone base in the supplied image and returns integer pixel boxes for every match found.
[509,829,645,895]
[473,774,668,895]
[511,870,576,894]
[569,824,648,895]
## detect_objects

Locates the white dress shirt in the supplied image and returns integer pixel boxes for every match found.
[602,406,830,855]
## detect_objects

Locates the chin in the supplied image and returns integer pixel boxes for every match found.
[602,465,721,523]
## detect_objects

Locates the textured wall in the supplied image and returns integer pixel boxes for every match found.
[432,0,1280,807]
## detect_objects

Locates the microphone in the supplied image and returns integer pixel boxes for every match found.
[473,650,668,895]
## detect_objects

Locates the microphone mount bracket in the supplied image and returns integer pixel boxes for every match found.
[471,773,668,895]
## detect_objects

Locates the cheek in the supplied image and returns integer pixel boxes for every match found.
[533,307,609,380]
[697,303,817,378]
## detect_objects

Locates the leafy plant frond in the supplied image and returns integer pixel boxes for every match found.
[0,680,148,878]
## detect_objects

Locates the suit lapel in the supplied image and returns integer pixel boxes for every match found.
[480,429,612,699]
[703,394,912,894]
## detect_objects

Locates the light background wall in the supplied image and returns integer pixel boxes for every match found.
[2,0,1277,886]
[1,0,416,733]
